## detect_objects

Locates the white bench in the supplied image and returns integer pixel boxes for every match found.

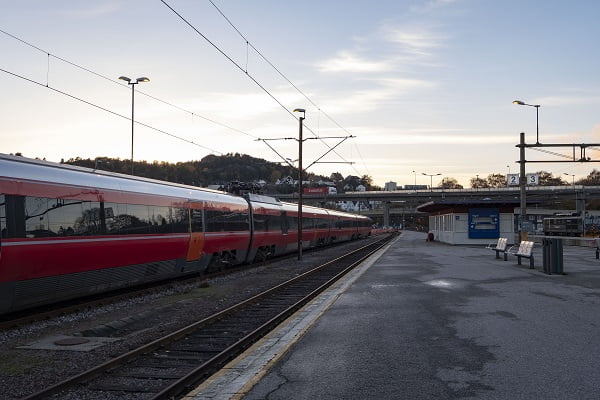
[508,241,535,269]
[487,238,508,260]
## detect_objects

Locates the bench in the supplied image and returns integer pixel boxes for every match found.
[508,241,535,269]
[487,238,508,260]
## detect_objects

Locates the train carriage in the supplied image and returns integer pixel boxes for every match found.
[0,154,372,314]
[0,154,251,313]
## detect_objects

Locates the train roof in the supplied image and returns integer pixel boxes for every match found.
[0,153,248,206]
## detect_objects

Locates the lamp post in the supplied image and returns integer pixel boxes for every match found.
[506,165,510,175]
[564,173,578,212]
[564,173,575,186]
[513,100,541,144]
[412,170,416,186]
[119,76,150,175]
[422,172,441,191]
[293,108,305,261]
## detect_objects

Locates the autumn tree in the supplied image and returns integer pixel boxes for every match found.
[486,173,507,188]
[578,169,600,185]
[470,177,488,188]
[438,177,463,189]
[536,170,566,186]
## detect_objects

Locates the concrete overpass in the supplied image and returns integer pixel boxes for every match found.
[275,185,600,227]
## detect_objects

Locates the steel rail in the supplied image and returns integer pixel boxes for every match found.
[22,234,395,400]
[153,235,393,399]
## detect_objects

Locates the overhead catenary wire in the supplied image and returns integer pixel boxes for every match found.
[164,0,363,176]
[0,28,259,141]
[0,67,222,155]
[207,0,367,177]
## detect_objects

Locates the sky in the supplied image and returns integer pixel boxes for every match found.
[2,0,600,188]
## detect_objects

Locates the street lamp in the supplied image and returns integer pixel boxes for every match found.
[512,100,541,144]
[119,76,150,175]
[412,170,416,186]
[564,173,575,186]
[564,173,578,213]
[293,108,305,261]
[422,172,441,191]
[506,165,510,175]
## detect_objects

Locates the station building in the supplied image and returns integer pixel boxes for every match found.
[416,200,522,245]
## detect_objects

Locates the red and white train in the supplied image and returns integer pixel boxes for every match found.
[0,154,372,314]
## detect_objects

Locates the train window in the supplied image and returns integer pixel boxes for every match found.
[253,214,268,231]
[302,217,314,229]
[149,205,171,233]
[24,197,52,237]
[205,210,224,232]
[281,212,288,234]
[223,211,248,231]
[287,215,298,230]
[22,197,102,237]
[267,214,280,232]
[316,219,329,229]
[105,203,163,235]
[0,194,5,238]
[171,207,189,233]
[190,209,203,232]
[3,195,25,238]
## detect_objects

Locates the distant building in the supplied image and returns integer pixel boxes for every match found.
[384,181,398,191]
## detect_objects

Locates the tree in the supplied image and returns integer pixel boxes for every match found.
[578,169,600,185]
[360,175,374,190]
[438,177,463,189]
[536,170,566,186]
[470,177,488,188]
[343,175,361,191]
[486,173,507,188]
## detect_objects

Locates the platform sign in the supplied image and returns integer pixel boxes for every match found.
[507,173,519,186]
[468,208,500,239]
[526,173,539,186]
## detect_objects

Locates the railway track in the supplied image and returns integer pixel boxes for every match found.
[23,234,395,400]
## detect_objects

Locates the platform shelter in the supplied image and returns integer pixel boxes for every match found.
[416,200,521,245]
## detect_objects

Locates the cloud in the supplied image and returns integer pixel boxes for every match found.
[409,0,459,14]
[59,3,121,19]
[381,25,446,57]
[316,51,392,73]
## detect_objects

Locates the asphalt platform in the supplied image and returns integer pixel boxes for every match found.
[185,230,600,400]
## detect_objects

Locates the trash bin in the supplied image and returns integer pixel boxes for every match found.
[542,238,563,275]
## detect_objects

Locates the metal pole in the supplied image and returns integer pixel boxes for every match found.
[519,132,527,241]
[535,105,539,144]
[130,83,135,175]
[297,115,304,261]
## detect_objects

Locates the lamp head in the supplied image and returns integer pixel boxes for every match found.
[512,100,525,105]
[118,76,131,83]
[136,77,150,83]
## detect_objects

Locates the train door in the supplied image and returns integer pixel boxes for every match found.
[186,202,205,261]
[281,211,288,234]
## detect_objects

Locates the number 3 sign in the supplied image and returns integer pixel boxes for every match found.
[526,173,539,185]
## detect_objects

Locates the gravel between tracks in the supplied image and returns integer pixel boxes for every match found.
[0,237,384,399]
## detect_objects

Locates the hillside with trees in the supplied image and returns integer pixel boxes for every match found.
[60,153,378,193]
